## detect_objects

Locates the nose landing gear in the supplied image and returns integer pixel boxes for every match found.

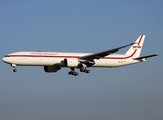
[13,69,17,72]
[11,64,17,72]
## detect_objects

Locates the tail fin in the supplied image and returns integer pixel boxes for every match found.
[125,35,145,57]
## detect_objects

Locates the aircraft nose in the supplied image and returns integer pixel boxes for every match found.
[2,57,9,63]
[2,55,11,63]
[2,57,6,62]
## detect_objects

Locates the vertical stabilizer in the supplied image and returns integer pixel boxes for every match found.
[125,35,145,57]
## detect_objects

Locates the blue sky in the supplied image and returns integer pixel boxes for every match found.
[0,1,163,120]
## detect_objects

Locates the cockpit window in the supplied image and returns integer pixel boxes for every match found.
[5,55,10,57]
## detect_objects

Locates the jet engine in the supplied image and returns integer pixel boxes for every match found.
[64,58,79,67]
[44,66,60,72]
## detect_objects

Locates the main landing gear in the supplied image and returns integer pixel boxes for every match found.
[80,68,90,73]
[68,68,79,76]
[68,68,90,76]
[11,64,17,72]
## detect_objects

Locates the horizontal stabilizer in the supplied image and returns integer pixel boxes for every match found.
[133,54,159,60]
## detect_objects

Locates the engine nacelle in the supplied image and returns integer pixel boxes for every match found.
[64,58,79,67]
[44,66,60,73]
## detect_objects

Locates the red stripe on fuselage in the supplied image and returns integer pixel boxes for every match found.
[104,49,137,59]
[9,55,79,58]
[9,49,137,60]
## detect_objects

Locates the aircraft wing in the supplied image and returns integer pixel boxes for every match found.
[133,54,159,60]
[79,43,135,61]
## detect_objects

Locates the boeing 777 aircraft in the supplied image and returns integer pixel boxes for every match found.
[2,35,158,76]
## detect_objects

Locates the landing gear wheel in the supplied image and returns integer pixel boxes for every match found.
[83,69,86,73]
[68,71,72,75]
[75,72,79,76]
[68,71,79,76]
[68,68,79,76]
[80,68,90,74]
[86,70,90,73]
[13,69,17,72]
[80,69,84,72]
[72,71,76,75]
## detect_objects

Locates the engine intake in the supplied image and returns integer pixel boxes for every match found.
[64,58,79,67]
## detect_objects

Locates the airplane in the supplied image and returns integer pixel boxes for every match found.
[2,35,158,76]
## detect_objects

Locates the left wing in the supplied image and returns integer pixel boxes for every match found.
[79,43,135,61]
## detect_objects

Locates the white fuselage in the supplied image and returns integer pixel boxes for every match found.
[2,35,158,76]
[2,51,142,68]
